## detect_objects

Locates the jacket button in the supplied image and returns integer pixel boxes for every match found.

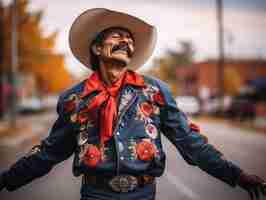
[118,142,124,152]
[116,132,120,136]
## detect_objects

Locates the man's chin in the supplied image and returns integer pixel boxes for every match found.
[109,56,130,67]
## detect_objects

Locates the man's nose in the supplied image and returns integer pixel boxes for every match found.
[120,37,130,43]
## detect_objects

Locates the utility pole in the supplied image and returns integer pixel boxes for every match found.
[9,0,18,127]
[0,1,3,64]
[216,0,225,101]
[0,0,4,119]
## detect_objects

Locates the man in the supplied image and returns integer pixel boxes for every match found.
[0,8,265,200]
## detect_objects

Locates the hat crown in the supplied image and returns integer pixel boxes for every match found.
[69,8,157,71]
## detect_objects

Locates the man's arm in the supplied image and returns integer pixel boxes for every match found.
[0,94,77,191]
[157,80,266,199]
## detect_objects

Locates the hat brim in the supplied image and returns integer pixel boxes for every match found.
[69,8,157,71]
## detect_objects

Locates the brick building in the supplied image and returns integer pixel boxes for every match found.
[176,59,266,97]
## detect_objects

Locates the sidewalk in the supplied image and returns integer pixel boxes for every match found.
[0,111,56,147]
[196,116,266,135]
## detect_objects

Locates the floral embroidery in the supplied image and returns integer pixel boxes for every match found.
[145,123,158,139]
[135,139,157,161]
[128,138,137,160]
[136,101,161,124]
[118,89,134,116]
[143,84,159,98]
[153,104,160,114]
[64,100,76,113]
[189,122,208,143]
[140,102,153,117]
[135,103,153,124]
[189,122,200,132]
[76,109,94,131]
[64,94,80,113]
[78,109,90,124]
[77,131,89,146]
[83,144,102,167]
[70,113,78,123]
[101,145,111,162]
[152,91,165,106]
[135,84,165,123]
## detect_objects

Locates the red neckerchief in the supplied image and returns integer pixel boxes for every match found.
[81,70,145,144]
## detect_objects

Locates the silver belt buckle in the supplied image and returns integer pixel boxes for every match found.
[108,175,138,192]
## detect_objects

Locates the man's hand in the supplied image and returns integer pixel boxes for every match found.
[237,172,266,200]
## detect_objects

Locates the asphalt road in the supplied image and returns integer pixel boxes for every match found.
[0,113,266,200]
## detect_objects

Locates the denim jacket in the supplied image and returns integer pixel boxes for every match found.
[2,74,242,191]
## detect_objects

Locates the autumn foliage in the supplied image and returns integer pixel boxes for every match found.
[0,0,74,93]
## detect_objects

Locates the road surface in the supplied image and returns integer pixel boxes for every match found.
[0,113,266,200]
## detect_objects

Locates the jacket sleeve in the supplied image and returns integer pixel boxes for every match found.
[2,94,77,191]
[158,81,242,187]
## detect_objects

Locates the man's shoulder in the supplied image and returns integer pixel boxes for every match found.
[59,78,87,101]
[141,74,170,91]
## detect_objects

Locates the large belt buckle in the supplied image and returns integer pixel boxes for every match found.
[108,175,138,193]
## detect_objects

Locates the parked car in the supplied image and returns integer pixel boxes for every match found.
[175,96,200,116]
[227,94,255,121]
[19,96,44,114]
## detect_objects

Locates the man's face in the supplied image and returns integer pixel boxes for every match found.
[92,28,135,66]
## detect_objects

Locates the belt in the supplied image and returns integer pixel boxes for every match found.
[83,174,155,193]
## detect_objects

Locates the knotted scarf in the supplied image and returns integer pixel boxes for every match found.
[81,70,145,144]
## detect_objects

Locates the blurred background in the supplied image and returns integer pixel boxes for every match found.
[0,0,266,200]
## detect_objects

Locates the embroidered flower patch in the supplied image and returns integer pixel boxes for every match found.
[135,140,157,161]
[189,122,208,143]
[64,94,80,113]
[118,90,134,116]
[140,102,154,117]
[143,84,165,105]
[152,91,165,106]
[145,123,158,139]
[78,110,90,124]
[189,122,200,132]
[83,144,102,167]
[77,131,89,146]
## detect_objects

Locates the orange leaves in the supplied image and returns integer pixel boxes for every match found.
[1,0,73,93]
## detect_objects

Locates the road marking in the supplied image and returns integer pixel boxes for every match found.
[165,171,199,200]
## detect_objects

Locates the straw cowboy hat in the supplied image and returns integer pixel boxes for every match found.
[69,8,157,70]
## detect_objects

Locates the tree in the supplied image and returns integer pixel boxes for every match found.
[0,0,3,68]
[1,0,73,93]
[224,67,242,96]
[143,41,194,96]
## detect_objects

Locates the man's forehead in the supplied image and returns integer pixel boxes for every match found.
[102,27,133,37]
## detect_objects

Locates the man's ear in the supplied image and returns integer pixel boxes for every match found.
[91,43,101,56]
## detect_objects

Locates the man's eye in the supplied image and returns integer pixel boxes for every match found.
[112,34,120,38]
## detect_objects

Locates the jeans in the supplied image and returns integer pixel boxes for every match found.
[80,181,156,200]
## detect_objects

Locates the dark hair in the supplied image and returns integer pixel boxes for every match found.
[89,27,134,71]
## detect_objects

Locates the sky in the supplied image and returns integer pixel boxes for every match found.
[3,0,266,77]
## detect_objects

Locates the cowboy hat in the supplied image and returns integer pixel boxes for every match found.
[69,8,157,70]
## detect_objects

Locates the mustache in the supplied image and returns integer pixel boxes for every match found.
[111,43,134,57]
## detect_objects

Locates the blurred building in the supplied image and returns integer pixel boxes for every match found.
[176,59,266,98]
